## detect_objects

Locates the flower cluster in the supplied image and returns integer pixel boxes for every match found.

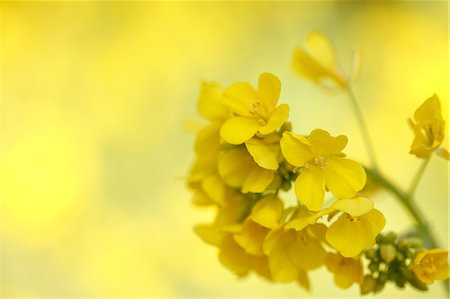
[188,73,385,290]
[361,232,449,294]
[188,33,450,295]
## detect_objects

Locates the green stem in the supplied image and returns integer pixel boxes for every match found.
[365,167,449,294]
[345,86,379,169]
[407,157,431,197]
[365,167,437,248]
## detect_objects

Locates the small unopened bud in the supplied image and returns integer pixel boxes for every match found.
[397,239,409,252]
[408,238,423,248]
[378,272,388,283]
[408,274,428,291]
[405,248,415,259]
[360,275,376,295]
[385,232,397,243]
[376,234,386,244]
[395,276,406,288]
[280,121,292,133]
[365,248,377,259]
[374,279,386,293]
[380,244,396,263]
[368,261,379,272]
[280,180,291,191]
[396,252,405,262]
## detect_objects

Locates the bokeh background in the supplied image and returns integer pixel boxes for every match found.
[0,1,448,298]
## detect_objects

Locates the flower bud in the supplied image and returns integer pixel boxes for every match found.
[397,239,409,252]
[408,238,423,248]
[365,248,377,259]
[380,244,396,263]
[368,261,379,272]
[385,232,397,243]
[280,121,292,133]
[360,275,376,295]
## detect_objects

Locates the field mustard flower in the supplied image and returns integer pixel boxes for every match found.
[326,209,385,257]
[218,147,274,193]
[410,249,449,284]
[220,73,290,145]
[263,226,325,287]
[325,252,363,289]
[292,32,347,90]
[249,195,284,229]
[280,129,366,211]
[409,94,449,160]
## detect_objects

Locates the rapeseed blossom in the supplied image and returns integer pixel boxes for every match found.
[409,95,449,160]
[411,249,449,285]
[220,73,289,145]
[280,129,366,211]
[188,67,449,295]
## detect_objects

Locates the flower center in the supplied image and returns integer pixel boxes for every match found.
[304,156,328,171]
[249,100,267,125]
[422,257,437,276]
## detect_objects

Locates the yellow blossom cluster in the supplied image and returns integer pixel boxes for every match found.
[187,73,386,290]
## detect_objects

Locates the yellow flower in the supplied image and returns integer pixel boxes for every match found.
[263,224,326,289]
[197,81,230,123]
[218,147,274,193]
[325,252,363,289]
[249,195,284,229]
[411,249,449,285]
[326,208,385,258]
[220,73,290,145]
[292,32,348,90]
[409,94,449,160]
[280,129,366,211]
[188,82,231,205]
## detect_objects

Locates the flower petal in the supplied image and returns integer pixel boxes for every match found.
[219,235,253,277]
[359,209,386,249]
[289,234,326,270]
[326,213,366,257]
[198,81,229,121]
[294,166,325,211]
[307,129,348,156]
[250,195,283,229]
[333,196,374,217]
[242,164,274,193]
[223,82,258,117]
[257,72,281,112]
[280,131,314,167]
[259,104,290,135]
[325,156,366,198]
[245,138,279,170]
[194,224,225,247]
[218,148,252,188]
[201,173,228,206]
[334,258,363,289]
[414,94,443,124]
[233,220,268,256]
[220,116,260,144]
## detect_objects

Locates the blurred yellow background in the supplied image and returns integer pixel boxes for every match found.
[0,1,448,298]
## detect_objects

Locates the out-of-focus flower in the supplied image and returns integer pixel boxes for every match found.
[325,252,364,289]
[218,147,274,193]
[220,73,290,145]
[408,94,449,160]
[280,129,366,211]
[410,249,450,284]
[263,225,326,289]
[292,32,348,90]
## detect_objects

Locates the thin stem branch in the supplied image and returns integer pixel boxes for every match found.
[345,86,379,169]
[365,167,449,294]
[407,157,431,197]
